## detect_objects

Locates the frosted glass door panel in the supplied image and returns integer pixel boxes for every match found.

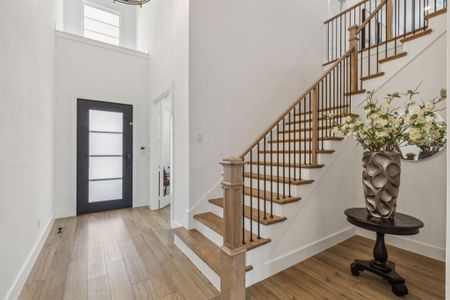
[89,133,123,156]
[89,157,122,180]
[89,110,123,133]
[88,109,124,203]
[89,179,123,203]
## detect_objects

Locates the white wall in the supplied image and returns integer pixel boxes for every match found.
[446,8,450,297]
[0,0,56,299]
[62,0,138,49]
[137,0,190,227]
[188,0,327,218]
[354,32,447,260]
[53,31,149,217]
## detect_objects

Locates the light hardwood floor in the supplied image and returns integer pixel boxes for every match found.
[19,206,219,300]
[20,207,444,299]
[247,235,445,299]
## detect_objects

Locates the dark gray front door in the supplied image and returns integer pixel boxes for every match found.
[77,99,133,214]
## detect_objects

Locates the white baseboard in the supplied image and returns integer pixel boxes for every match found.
[133,199,149,208]
[54,209,75,219]
[174,236,220,290]
[356,229,445,262]
[5,217,55,300]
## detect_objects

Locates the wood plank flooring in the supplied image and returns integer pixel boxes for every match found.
[247,235,445,299]
[20,207,444,299]
[19,206,219,300]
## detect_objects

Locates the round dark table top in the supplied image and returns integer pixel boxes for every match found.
[345,208,424,235]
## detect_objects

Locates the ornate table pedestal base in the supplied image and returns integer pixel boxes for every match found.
[350,232,408,297]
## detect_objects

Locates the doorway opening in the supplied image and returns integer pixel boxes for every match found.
[77,99,133,214]
[152,90,173,211]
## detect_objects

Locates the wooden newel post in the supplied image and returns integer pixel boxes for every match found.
[348,25,359,93]
[220,157,246,300]
[386,0,393,40]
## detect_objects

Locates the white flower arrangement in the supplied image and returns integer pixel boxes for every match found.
[331,89,447,153]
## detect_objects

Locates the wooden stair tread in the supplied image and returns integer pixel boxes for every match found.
[269,137,344,143]
[379,52,407,64]
[244,187,300,204]
[286,113,359,125]
[174,228,253,274]
[244,172,314,186]
[278,126,335,134]
[194,213,271,250]
[295,104,350,116]
[246,161,325,169]
[400,28,432,43]
[209,198,287,225]
[259,149,335,154]
[344,89,366,96]
[425,8,447,20]
[361,72,385,81]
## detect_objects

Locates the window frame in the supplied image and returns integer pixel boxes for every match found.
[82,1,122,47]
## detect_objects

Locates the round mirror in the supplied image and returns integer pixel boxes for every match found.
[400,113,447,161]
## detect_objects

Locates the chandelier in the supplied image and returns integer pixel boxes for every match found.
[113,0,150,7]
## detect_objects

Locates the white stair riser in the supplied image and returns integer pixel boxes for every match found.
[244,178,313,193]
[275,131,339,139]
[244,164,323,178]
[206,196,288,222]
[208,202,281,237]
[258,153,332,164]
[193,219,223,247]
[244,195,286,216]
[264,140,336,150]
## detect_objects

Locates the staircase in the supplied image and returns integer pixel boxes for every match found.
[174,0,447,295]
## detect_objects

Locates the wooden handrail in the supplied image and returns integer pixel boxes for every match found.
[324,0,370,24]
[239,49,353,159]
[356,0,388,34]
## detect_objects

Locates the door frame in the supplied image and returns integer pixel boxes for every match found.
[76,98,133,215]
[150,88,174,215]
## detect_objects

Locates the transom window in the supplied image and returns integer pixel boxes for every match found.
[83,3,120,46]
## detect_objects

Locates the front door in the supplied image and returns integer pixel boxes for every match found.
[77,99,133,214]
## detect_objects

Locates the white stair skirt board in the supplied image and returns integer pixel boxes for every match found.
[5,217,55,300]
[355,229,445,262]
[174,236,221,290]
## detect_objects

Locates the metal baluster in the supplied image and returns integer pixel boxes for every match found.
[277,123,280,200]
[320,81,324,150]
[340,12,343,57]
[404,0,407,37]
[395,0,398,55]
[282,117,285,198]
[249,152,253,242]
[368,14,371,76]
[263,136,266,220]
[303,96,306,166]
[308,92,312,164]
[270,130,273,218]
[257,143,260,239]
[288,110,291,197]
[242,163,245,245]
[327,23,330,63]
[294,104,299,179]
